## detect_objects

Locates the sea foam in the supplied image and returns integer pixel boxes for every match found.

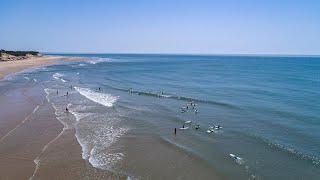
[88,58,111,65]
[74,87,117,107]
[60,78,67,83]
[52,73,64,80]
[70,109,128,169]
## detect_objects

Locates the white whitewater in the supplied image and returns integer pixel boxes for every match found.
[74,87,117,107]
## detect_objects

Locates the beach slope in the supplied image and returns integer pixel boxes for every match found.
[0,56,81,79]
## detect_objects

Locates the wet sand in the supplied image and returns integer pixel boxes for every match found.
[0,70,126,179]
[0,56,83,79]
[0,82,62,179]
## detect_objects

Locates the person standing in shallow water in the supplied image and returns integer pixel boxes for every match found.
[174,128,177,135]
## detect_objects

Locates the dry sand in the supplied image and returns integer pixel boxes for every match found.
[0,56,83,79]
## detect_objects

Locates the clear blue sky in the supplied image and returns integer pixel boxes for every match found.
[1,0,320,55]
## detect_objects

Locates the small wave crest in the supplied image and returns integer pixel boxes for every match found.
[89,150,124,169]
[88,58,111,65]
[74,87,117,107]
[60,78,67,83]
[52,73,64,80]
[267,140,320,165]
[250,134,320,165]
[103,84,237,109]
[52,73,67,83]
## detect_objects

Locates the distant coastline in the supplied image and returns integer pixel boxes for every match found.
[0,50,84,79]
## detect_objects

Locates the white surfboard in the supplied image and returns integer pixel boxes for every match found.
[230,154,240,160]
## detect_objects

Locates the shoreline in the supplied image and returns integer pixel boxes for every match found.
[0,55,94,179]
[0,58,116,179]
[0,55,83,79]
[0,80,64,179]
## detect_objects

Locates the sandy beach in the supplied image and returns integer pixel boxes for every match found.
[0,56,82,79]
[0,56,126,179]
[0,78,120,179]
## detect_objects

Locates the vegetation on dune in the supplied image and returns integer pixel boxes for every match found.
[0,49,40,56]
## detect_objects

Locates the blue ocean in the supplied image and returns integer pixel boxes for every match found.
[6,54,320,179]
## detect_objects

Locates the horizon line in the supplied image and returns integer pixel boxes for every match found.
[43,52,320,57]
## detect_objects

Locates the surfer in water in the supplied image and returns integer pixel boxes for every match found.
[57,90,58,95]
[70,85,72,90]
[66,107,69,112]
[66,91,68,96]
[174,128,177,135]
[99,87,101,91]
